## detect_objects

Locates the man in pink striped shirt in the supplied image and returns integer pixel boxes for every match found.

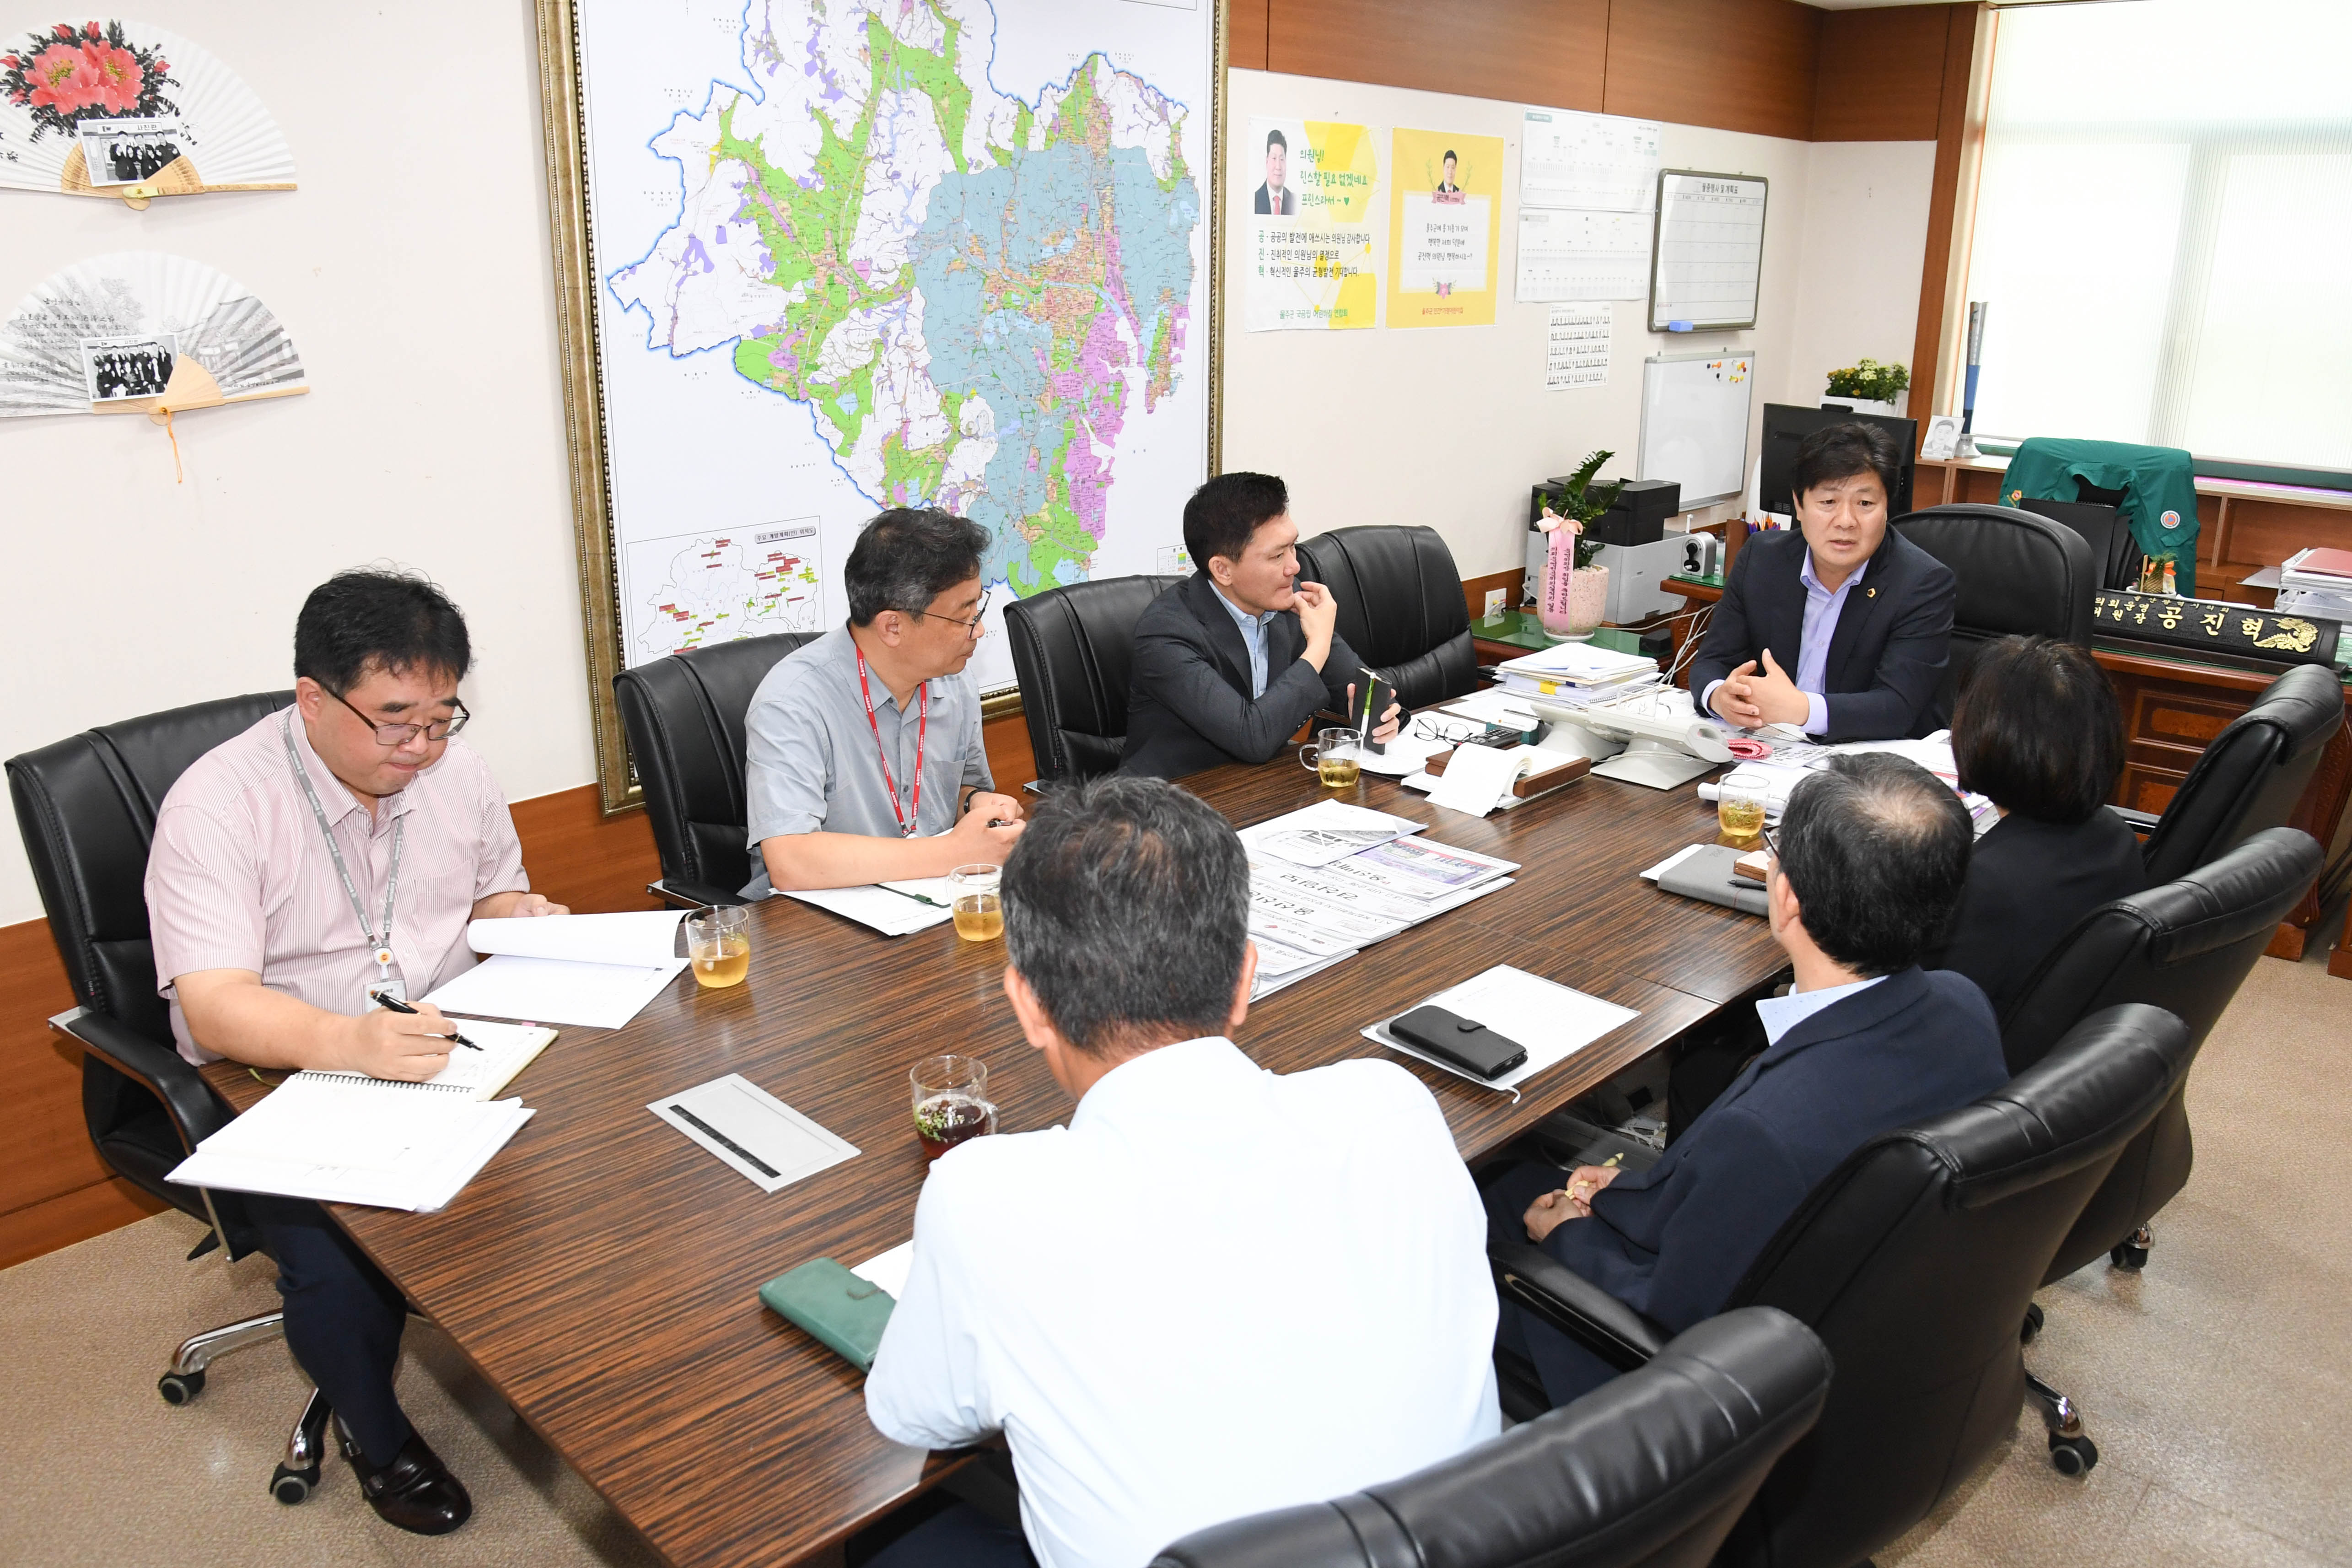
[145,569,565,1536]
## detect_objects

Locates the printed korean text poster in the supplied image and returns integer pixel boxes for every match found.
[1385,128,1502,329]
[1244,116,1378,331]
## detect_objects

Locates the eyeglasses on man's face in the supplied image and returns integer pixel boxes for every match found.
[331,687,471,746]
[910,585,992,638]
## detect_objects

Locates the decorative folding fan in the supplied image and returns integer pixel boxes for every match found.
[0,18,294,204]
[0,251,307,421]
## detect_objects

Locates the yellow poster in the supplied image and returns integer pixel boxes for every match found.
[1386,128,1502,329]
[1243,116,1378,331]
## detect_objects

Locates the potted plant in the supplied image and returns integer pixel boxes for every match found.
[1534,449,1620,641]
[1823,357,1910,416]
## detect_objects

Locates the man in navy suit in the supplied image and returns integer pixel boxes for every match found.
[1121,473,1400,780]
[1492,753,2008,1406]
[1690,423,1955,741]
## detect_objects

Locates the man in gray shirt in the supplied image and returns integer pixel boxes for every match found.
[743,509,1025,894]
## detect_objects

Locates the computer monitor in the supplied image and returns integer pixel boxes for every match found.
[2017,496,2142,590]
[1757,404,1917,517]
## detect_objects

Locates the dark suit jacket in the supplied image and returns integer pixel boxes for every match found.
[1253,183,1296,216]
[1925,809,2149,1020]
[1526,966,2006,1403]
[1688,528,1957,741]
[1120,573,1372,780]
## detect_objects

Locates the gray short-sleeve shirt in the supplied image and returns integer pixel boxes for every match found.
[741,625,992,896]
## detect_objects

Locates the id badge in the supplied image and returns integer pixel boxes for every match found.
[364,976,408,1009]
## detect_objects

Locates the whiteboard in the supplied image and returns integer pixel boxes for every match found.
[1648,170,1768,331]
[1638,352,1756,507]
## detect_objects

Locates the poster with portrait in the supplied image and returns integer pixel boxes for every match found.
[1243,115,1378,331]
[1386,128,1502,329]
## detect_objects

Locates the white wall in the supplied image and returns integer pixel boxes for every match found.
[0,0,586,926]
[1220,69,1934,582]
[1784,140,1938,412]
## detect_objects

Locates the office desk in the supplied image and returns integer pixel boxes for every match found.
[203,762,1781,1568]
[1658,573,2352,965]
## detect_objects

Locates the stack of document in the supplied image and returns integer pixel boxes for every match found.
[167,1073,534,1212]
[1238,802,1519,1000]
[2278,547,2352,623]
[421,910,689,1029]
[1491,642,1661,703]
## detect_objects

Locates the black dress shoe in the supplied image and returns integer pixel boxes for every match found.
[341,1428,473,1535]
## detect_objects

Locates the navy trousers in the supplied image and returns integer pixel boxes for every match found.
[246,1193,413,1466]
[865,1503,1036,1568]
[1486,1161,1625,1407]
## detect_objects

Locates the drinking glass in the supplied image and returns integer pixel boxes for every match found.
[911,1054,998,1159]
[946,863,1003,942]
[685,905,751,988]
[1299,727,1363,788]
[1716,781,1769,849]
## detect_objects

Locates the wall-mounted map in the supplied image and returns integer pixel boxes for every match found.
[572,0,1214,690]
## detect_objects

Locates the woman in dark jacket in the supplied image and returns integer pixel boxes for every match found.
[1926,635,2149,1017]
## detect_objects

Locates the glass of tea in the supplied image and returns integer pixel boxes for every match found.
[946,863,1003,942]
[685,904,751,988]
[911,1054,998,1160]
[1299,727,1363,788]
[1716,780,1769,849]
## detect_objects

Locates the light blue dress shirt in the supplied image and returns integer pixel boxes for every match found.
[1754,973,1885,1045]
[1701,550,1868,736]
[1212,583,1281,699]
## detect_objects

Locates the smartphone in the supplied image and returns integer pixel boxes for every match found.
[1388,1005,1529,1080]
[1355,668,1398,755]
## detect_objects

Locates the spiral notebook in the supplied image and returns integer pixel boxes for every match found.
[166,1073,534,1212]
[301,1019,556,1101]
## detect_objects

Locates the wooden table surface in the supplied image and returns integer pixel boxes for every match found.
[206,760,1784,1568]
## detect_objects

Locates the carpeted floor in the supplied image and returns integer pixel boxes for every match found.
[2,926,2345,1567]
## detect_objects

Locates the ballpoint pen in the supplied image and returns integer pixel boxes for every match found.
[375,993,481,1050]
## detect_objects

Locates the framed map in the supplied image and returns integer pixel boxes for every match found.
[536,0,1223,808]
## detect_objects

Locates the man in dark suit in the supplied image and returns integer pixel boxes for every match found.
[1253,128,1297,216]
[1689,422,1954,741]
[1492,753,2008,1406]
[1121,473,1399,780]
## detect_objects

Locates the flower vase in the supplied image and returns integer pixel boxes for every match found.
[1538,532,1609,640]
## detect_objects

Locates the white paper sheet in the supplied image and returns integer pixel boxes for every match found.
[853,1241,915,1301]
[167,1076,534,1211]
[1363,965,1640,1094]
[421,953,687,1029]
[1426,742,1523,818]
[1520,107,1661,213]
[466,909,685,966]
[1640,844,1709,883]
[303,1019,555,1101]
[1518,210,1652,303]
[1238,799,1423,868]
[781,883,957,936]
[649,1074,860,1195]
[1352,729,1449,777]
[1545,302,1612,389]
[1440,690,1543,727]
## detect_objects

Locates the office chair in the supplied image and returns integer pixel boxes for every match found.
[7,692,349,1504]
[1151,1308,1830,1568]
[2126,663,2343,885]
[1493,1004,2192,1563]
[1997,829,2322,1461]
[1891,504,2096,717]
[612,630,817,907]
[1294,525,1479,712]
[1003,575,1181,785]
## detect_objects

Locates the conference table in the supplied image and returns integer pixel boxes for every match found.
[206,756,1787,1568]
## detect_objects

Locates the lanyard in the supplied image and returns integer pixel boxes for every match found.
[854,647,926,838]
[281,713,404,972]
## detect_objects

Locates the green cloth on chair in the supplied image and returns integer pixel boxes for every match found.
[1999,438,2201,597]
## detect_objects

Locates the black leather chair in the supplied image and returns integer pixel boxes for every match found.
[612,630,817,907]
[1004,575,1180,785]
[1494,1004,2194,1565]
[1891,503,2097,717]
[1996,829,2323,1459]
[7,692,347,1503]
[1294,525,1479,712]
[2130,663,2343,884]
[1152,1308,1830,1568]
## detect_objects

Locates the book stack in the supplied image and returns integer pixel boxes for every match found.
[1491,641,1661,704]
[2278,548,2352,625]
